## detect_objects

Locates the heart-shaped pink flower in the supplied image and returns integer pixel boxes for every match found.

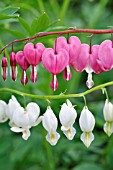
[16,51,30,85]
[42,48,69,90]
[97,40,113,71]
[54,36,81,81]
[24,43,45,83]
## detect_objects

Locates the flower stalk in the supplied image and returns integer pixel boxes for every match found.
[1,28,113,54]
[0,81,113,100]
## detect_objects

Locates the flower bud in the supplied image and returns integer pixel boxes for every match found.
[1,56,8,80]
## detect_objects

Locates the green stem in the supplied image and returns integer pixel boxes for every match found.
[0,81,113,100]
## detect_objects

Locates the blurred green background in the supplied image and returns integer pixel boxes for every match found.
[0,0,113,170]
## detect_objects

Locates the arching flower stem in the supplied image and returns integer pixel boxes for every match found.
[1,28,113,54]
[0,81,113,100]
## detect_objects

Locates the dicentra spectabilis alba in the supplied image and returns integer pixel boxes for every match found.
[59,99,77,140]
[0,100,8,122]
[6,95,20,122]
[79,106,95,147]
[11,102,41,140]
[42,106,60,145]
[103,99,113,136]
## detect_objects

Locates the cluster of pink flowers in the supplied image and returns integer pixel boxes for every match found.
[2,36,113,90]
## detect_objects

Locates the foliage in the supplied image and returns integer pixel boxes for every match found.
[0,0,113,170]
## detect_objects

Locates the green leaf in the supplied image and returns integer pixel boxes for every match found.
[0,27,25,38]
[0,6,20,15]
[72,163,104,170]
[31,12,50,35]
[0,13,19,20]
[18,17,31,35]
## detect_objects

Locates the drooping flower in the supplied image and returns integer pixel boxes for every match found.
[54,36,81,80]
[16,51,30,85]
[11,102,41,140]
[97,40,113,72]
[59,99,77,140]
[79,106,95,147]
[42,106,60,145]
[6,95,21,123]
[42,47,69,90]
[0,100,8,122]
[10,52,17,81]
[103,99,113,136]
[1,56,8,81]
[24,43,45,83]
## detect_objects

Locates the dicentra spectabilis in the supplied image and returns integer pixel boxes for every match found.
[10,52,17,81]
[79,106,95,147]
[103,99,113,136]
[16,51,30,85]
[11,102,41,140]
[6,95,20,123]
[42,47,69,91]
[59,99,77,140]
[42,106,60,145]
[0,100,8,122]
[24,43,45,83]
[97,40,113,71]
[1,56,8,81]
[54,36,81,80]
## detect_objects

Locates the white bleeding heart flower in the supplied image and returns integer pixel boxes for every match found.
[79,106,95,147]
[59,99,77,140]
[42,106,60,146]
[0,100,8,122]
[103,99,113,136]
[6,95,20,120]
[11,102,41,140]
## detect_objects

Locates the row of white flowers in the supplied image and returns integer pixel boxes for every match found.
[0,96,112,147]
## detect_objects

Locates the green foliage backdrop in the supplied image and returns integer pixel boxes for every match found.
[0,0,113,170]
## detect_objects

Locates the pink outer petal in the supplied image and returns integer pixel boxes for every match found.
[89,45,103,74]
[98,40,113,70]
[10,52,16,66]
[72,44,89,72]
[42,48,69,74]
[16,51,30,70]
[24,42,45,65]
[53,36,69,54]
[68,36,81,64]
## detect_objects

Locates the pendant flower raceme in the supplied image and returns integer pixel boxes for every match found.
[103,99,113,136]
[79,106,95,147]
[59,99,77,140]
[42,106,60,145]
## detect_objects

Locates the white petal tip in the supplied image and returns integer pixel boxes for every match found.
[46,132,60,146]
[80,132,94,148]
[62,127,76,140]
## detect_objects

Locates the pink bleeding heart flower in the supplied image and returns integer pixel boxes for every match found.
[24,43,45,83]
[97,40,113,71]
[54,36,81,81]
[16,51,30,85]
[1,56,8,81]
[72,44,102,89]
[10,52,17,81]
[72,44,89,72]
[42,48,69,91]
